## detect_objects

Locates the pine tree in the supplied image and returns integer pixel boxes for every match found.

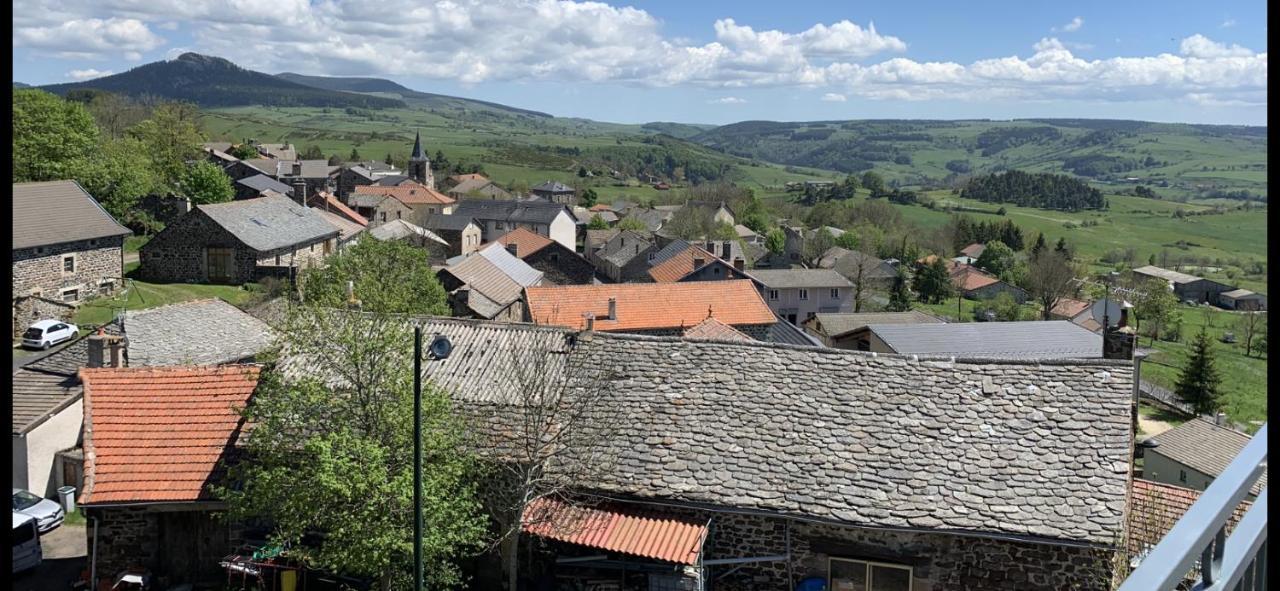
[1175,327,1223,415]
[1054,237,1071,260]
[1030,233,1047,258]
[887,267,913,311]
[349,147,361,161]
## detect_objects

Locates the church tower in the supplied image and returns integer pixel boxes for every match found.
[408,130,434,189]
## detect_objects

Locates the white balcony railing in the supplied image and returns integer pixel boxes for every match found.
[1119,423,1268,591]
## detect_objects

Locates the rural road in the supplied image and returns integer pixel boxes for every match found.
[124,252,139,265]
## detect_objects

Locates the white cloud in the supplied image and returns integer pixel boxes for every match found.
[12,17,164,60]
[1220,18,1237,28]
[821,93,847,102]
[710,96,746,104]
[1179,34,1254,58]
[1052,16,1083,32]
[66,68,113,80]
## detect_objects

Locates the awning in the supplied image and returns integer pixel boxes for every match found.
[522,497,708,566]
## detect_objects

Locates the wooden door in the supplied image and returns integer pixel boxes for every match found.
[206,248,234,283]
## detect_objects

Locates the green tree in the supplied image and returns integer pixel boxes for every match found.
[178,161,235,205]
[765,228,786,255]
[1030,233,1048,258]
[913,258,955,304]
[580,188,598,208]
[616,217,648,232]
[802,227,837,267]
[1054,236,1072,260]
[1026,250,1076,320]
[127,102,205,188]
[860,171,886,197]
[708,222,738,241]
[587,214,610,230]
[300,237,450,315]
[349,147,362,161]
[76,137,161,223]
[974,241,1016,277]
[989,292,1023,321]
[578,166,588,178]
[1133,279,1178,343]
[328,153,345,166]
[1175,326,1224,415]
[301,145,325,160]
[887,266,913,312]
[384,152,394,165]
[12,89,100,182]
[230,143,260,160]
[833,231,860,251]
[740,212,769,234]
[218,308,486,590]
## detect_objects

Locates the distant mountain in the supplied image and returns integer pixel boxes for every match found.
[640,121,716,139]
[13,82,31,88]
[38,53,405,109]
[276,72,551,118]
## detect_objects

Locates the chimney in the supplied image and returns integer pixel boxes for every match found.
[292,161,302,177]
[722,241,732,260]
[734,258,745,271]
[506,243,519,257]
[607,297,617,320]
[87,332,126,368]
[345,280,362,310]
[1215,412,1227,426]
[291,180,308,205]
[87,333,106,368]
[585,313,595,332]
[693,256,705,269]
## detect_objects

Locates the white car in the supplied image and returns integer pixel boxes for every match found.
[21,320,78,350]
[12,489,64,534]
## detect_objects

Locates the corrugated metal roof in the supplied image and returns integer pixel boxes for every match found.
[868,320,1103,359]
[443,244,543,311]
[197,195,339,253]
[523,496,707,565]
[13,181,131,249]
[1133,265,1203,285]
[1147,419,1266,495]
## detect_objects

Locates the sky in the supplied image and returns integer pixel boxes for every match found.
[11,0,1268,125]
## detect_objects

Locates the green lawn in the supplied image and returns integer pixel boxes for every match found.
[915,295,1041,323]
[124,235,150,253]
[1136,305,1267,433]
[72,263,263,330]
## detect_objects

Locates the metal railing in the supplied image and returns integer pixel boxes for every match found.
[1119,423,1268,591]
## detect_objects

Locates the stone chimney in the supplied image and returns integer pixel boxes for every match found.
[693,256,705,269]
[291,180,308,205]
[733,258,745,271]
[584,313,595,332]
[506,243,519,257]
[87,332,126,368]
[607,297,617,320]
[291,161,302,177]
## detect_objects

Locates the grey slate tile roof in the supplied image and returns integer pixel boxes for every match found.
[1147,419,1266,496]
[649,239,693,266]
[368,219,448,245]
[453,199,570,225]
[766,316,824,347]
[236,174,293,195]
[423,214,481,232]
[12,369,80,435]
[279,315,1134,544]
[375,175,412,186]
[197,195,339,253]
[869,321,1103,359]
[13,181,132,250]
[748,268,854,289]
[597,231,655,267]
[120,299,276,367]
[811,311,944,338]
[626,209,673,232]
[532,180,575,193]
[819,247,897,280]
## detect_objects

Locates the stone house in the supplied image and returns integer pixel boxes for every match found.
[139,195,339,284]
[588,230,658,282]
[334,164,379,201]
[78,365,261,589]
[493,227,597,285]
[13,181,131,312]
[749,269,855,325]
[423,215,484,258]
[447,177,513,201]
[350,192,416,228]
[951,263,1029,303]
[854,320,1104,359]
[647,241,751,284]
[525,279,777,339]
[530,180,577,205]
[351,182,457,227]
[279,318,1135,591]
[438,244,545,321]
[233,174,294,201]
[452,199,578,250]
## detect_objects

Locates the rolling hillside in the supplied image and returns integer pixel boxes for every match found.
[276,72,552,118]
[39,53,405,109]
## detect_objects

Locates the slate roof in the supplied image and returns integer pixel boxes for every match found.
[1221,289,1261,299]
[317,210,366,242]
[586,228,622,253]
[493,227,554,257]
[749,269,853,289]
[453,199,570,225]
[368,219,448,246]
[625,209,673,232]
[532,180,575,193]
[276,159,337,179]
[12,370,80,436]
[598,231,656,268]
[80,365,261,505]
[344,165,378,182]
[449,178,500,195]
[867,321,1103,359]
[1132,265,1203,285]
[649,239,695,266]
[766,316,825,347]
[236,174,293,195]
[256,143,296,160]
[818,247,897,280]
[197,195,339,253]
[809,311,944,339]
[526,280,776,332]
[423,214,481,232]
[280,316,1135,545]
[121,299,275,367]
[13,181,131,250]
[443,244,543,313]
[1128,479,1253,558]
[239,158,279,176]
[374,174,413,186]
[1146,419,1267,496]
[683,317,753,342]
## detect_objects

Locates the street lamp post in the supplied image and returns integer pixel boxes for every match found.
[413,327,452,591]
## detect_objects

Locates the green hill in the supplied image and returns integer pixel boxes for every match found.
[276,72,552,118]
[39,53,405,109]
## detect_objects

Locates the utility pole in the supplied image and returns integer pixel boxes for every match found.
[413,326,423,591]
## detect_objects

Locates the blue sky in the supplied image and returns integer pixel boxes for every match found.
[12,0,1268,125]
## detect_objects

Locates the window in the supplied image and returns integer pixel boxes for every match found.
[61,288,79,303]
[396,210,402,219]
[1179,470,1187,483]
[769,289,780,301]
[98,281,114,296]
[88,239,99,247]
[799,289,809,301]
[831,289,840,299]
[275,255,281,265]
[380,212,387,222]
[648,252,656,262]
[829,558,912,591]
[63,255,76,273]
[713,267,722,276]
[496,221,505,230]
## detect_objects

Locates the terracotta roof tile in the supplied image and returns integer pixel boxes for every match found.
[526,280,775,332]
[682,317,753,342]
[1128,479,1252,557]
[354,182,455,206]
[1051,297,1091,319]
[308,191,368,226]
[79,365,261,505]
[524,496,707,565]
[950,263,1000,291]
[492,227,554,258]
[648,244,723,282]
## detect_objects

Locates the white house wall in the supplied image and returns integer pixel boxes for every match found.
[24,399,83,497]
[549,213,576,251]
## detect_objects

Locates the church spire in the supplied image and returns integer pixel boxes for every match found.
[411,130,426,160]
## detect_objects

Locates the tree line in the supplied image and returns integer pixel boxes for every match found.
[961,170,1107,211]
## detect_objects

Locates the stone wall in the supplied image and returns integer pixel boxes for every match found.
[12,296,76,337]
[85,505,245,588]
[141,208,333,284]
[13,236,125,302]
[525,245,596,285]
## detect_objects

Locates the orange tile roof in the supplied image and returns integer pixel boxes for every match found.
[523,496,708,565]
[354,182,456,206]
[1128,479,1252,557]
[308,191,368,226]
[492,227,554,257]
[1051,297,1091,319]
[648,244,723,283]
[526,280,775,332]
[683,317,752,342]
[916,254,941,266]
[79,365,261,505]
[960,243,986,258]
[950,263,1000,291]
[588,204,614,212]
[447,173,487,183]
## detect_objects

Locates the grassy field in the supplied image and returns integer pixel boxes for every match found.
[72,263,262,330]
[1137,305,1267,433]
[124,235,150,253]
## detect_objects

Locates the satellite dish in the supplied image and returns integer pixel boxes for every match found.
[1090,299,1123,328]
[427,335,453,360]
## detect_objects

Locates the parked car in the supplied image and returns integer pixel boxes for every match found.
[21,320,78,350]
[12,513,42,574]
[12,489,64,533]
